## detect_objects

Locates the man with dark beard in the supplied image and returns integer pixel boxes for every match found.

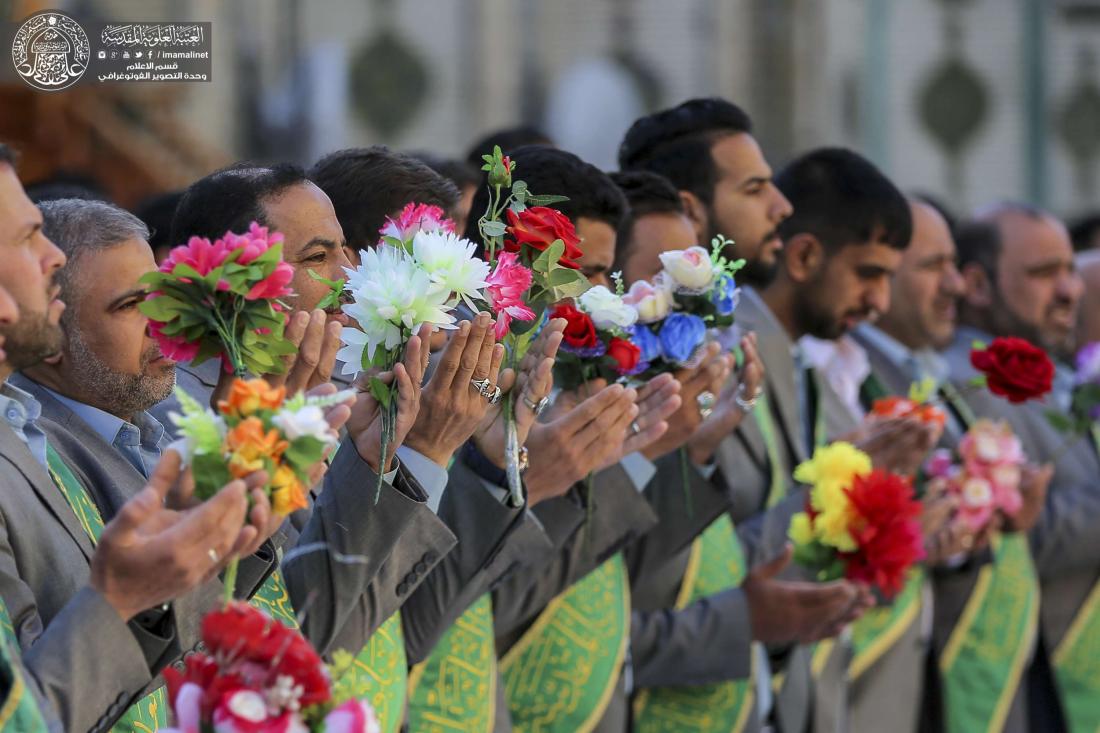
[617,97,792,289]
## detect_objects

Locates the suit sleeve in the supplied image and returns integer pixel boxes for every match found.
[281,438,456,656]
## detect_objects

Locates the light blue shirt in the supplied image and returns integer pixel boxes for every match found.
[46,390,166,479]
[0,382,48,469]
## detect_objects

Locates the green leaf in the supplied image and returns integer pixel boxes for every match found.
[1045,408,1076,433]
[138,296,189,322]
[481,220,508,238]
[368,377,392,409]
[525,194,570,207]
[531,240,565,274]
[284,436,328,470]
[308,269,345,311]
[971,340,987,351]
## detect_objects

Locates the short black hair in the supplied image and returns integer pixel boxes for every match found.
[464,126,554,168]
[0,143,17,167]
[1070,212,1100,252]
[463,145,627,245]
[617,97,753,206]
[407,151,480,190]
[775,147,912,252]
[609,170,685,271]
[133,190,185,256]
[311,146,460,252]
[24,172,108,204]
[171,163,308,245]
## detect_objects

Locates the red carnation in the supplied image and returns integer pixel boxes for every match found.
[550,303,599,349]
[970,337,1054,404]
[607,337,641,375]
[505,206,585,269]
[842,470,925,598]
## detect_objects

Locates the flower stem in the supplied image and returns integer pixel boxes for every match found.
[222,556,239,607]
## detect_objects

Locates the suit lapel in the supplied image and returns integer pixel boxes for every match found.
[740,289,806,463]
[0,421,95,561]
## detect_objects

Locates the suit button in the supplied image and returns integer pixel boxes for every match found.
[396,581,409,596]
[414,560,428,573]
[423,551,437,564]
[197,641,207,652]
[404,572,417,585]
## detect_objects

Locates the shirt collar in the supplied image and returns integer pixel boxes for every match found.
[47,388,165,451]
[858,324,950,388]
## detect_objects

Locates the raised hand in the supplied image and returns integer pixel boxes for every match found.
[472,319,565,468]
[524,383,639,504]
[1003,463,1053,532]
[687,332,765,465]
[855,416,939,476]
[404,313,505,467]
[210,308,343,407]
[742,545,872,644]
[607,373,681,466]
[637,343,734,461]
[345,324,432,473]
[91,450,259,621]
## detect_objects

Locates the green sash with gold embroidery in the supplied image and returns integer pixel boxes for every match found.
[1049,424,1100,733]
[632,514,756,733]
[939,533,1039,733]
[45,443,169,733]
[849,569,924,680]
[0,600,49,732]
[406,594,496,732]
[341,612,407,733]
[501,554,630,733]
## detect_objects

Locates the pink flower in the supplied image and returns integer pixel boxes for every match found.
[379,203,455,242]
[161,682,204,733]
[955,476,996,532]
[322,700,381,733]
[161,235,233,277]
[245,262,294,300]
[924,449,956,479]
[485,251,535,339]
[147,319,199,363]
[232,223,285,265]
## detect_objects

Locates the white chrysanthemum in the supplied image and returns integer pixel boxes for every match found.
[338,246,455,373]
[271,404,336,445]
[579,285,638,331]
[411,229,490,310]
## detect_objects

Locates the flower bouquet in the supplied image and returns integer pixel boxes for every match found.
[1045,341,1100,440]
[476,146,593,503]
[550,279,642,391]
[788,442,925,598]
[923,419,1025,533]
[624,236,744,379]
[336,205,489,495]
[140,222,298,376]
[162,602,379,733]
[170,379,351,603]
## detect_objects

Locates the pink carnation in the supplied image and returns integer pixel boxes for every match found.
[161,235,233,277]
[485,251,535,339]
[322,700,381,733]
[379,203,455,242]
[147,318,199,363]
[245,262,294,300]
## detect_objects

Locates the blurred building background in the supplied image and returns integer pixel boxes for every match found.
[2,0,1100,224]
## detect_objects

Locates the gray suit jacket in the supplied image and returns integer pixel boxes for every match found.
[0,416,164,733]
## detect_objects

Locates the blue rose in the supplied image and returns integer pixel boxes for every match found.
[658,313,707,363]
[630,324,662,363]
[711,274,740,316]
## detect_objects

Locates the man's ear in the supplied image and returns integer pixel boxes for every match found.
[960,262,994,309]
[678,191,709,243]
[782,233,823,284]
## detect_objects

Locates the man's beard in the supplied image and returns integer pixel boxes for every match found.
[0,309,63,371]
[990,292,1076,362]
[710,221,780,289]
[68,330,175,416]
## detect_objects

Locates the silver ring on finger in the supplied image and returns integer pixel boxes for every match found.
[487,385,503,405]
[207,548,219,564]
[734,383,759,413]
[697,390,716,420]
[631,420,641,436]
[470,377,493,397]
[522,391,550,416]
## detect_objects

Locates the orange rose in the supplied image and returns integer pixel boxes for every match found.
[218,378,286,419]
[870,396,946,429]
[226,416,288,478]
[270,464,308,515]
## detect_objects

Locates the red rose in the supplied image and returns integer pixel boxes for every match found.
[550,303,598,349]
[505,207,585,269]
[970,337,1054,404]
[607,337,641,375]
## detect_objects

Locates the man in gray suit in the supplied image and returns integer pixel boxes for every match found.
[945,203,1088,732]
[0,143,270,732]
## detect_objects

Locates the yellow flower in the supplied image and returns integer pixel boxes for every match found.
[218,378,286,419]
[789,512,814,546]
[270,463,308,515]
[793,442,869,552]
[225,416,288,479]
